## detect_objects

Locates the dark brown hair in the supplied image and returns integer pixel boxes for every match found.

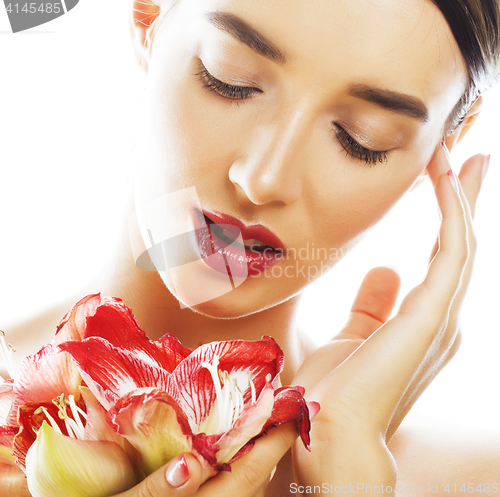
[432,0,500,132]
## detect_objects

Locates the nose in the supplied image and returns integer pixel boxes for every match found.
[228,110,310,206]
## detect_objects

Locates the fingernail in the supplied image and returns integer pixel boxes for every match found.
[442,141,452,164]
[166,455,190,488]
[307,401,321,421]
[447,168,459,194]
[482,155,491,181]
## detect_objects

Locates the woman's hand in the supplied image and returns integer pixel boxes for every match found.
[111,422,299,497]
[291,146,488,490]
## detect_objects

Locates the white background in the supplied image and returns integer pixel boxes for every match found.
[0,1,499,430]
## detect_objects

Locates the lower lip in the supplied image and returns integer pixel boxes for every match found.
[192,209,284,278]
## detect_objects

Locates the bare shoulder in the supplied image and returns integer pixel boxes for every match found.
[389,411,500,495]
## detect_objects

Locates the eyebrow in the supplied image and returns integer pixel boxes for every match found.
[204,13,428,123]
[347,84,429,122]
[204,11,287,63]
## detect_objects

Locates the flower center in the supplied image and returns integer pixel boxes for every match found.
[201,356,256,435]
[34,393,88,440]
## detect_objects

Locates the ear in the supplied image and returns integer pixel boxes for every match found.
[444,96,483,152]
[130,0,162,72]
[411,96,482,191]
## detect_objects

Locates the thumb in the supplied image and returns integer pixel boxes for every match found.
[198,422,300,497]
[334,266,401,341]
[114,454,203,497]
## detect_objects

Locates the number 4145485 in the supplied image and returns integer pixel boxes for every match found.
[5,3,61,14]
[443,483,499,493]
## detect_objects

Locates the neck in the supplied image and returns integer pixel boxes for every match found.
[88,196,311,386]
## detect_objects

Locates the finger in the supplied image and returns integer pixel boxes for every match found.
[439,150,484,342]
[426,145,480,342]
[327,151,469,426]
[458,153,489,219]
[418,149,469,307]
[334,266,401,341]
[385,152,485,436]
[428,152,487,262]
[198,422,299,497]
[114,454,202,497]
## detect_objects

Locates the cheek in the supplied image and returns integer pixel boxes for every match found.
[140,58,248,198]
[307,145,431,254]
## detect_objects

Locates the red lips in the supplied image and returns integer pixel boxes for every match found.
[200,209,285,252]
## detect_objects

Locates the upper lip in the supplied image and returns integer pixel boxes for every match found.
[201,209,285,252]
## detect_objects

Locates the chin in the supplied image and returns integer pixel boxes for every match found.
[168,276,299,320]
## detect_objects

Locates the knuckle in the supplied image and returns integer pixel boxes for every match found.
[137,477,159,497]
[468,228,478,255]
[408,291,446,331]
[446,330,462,361]
[237,456,266,489]
[451,242,469,267]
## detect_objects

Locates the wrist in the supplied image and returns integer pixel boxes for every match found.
[292,418,397,495]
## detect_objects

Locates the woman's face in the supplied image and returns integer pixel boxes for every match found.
[131,0,467,317]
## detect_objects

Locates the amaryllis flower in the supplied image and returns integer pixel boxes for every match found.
[58,296,319,482]
[1,294,319,494]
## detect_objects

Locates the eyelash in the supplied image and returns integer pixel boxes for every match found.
[333,124,389,167]
[195,61,389,166]
[195,61,261,101]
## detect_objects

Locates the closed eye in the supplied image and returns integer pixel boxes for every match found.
[333,124,389,166]
[195,60,262,101]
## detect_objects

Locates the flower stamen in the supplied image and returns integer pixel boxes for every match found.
[249,375,256,405]
[39,393,87,440]
[0,330,16,380]
[202,357,255,434]
[202,356,223,405]
[67,394,88,433]
[34,406,63,435]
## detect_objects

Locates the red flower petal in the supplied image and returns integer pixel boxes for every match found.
[54,293,113,345]
[0,425,18,451]
[192,432,230,480]
[83,302,192,372]
[261,386,315,450]
[191,433,221,469]
[59,338,170,410]
[6,345,82,426]
[158,334,194,372]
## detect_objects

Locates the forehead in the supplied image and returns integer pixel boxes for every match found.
[177,0,468,123]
